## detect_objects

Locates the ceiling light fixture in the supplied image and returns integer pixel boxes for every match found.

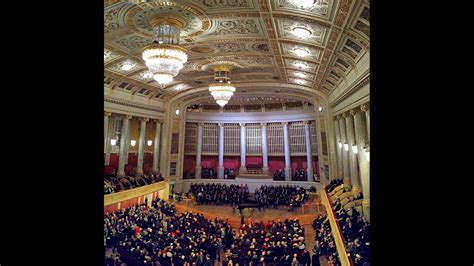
[294,72,306,78]
[142,16,188,87]
[208,65,236,107]
[293,0,315,9]
[293,27,312,39]
[293,47,310,57]
[294,61,308,69]
[120,60,135,71]
[142,71,153,79]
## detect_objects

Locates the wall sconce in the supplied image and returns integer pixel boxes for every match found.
[318,105,323,112]
[344,143,349,151]
[130,139,137,147]
[110,139,117,146]
[175,109,180,115]
[147,140,153,146]
[338,141,342,149]
[351,144,358,154]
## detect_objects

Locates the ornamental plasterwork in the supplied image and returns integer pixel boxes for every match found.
[104,0,367,98]
[114,35,149,52]
[277,19,327,45]
[215,42,247,53]
[288,77,312,87]
[202,0,252,8]
[208,18,264,36]
[104,49,121,63]
[131,6,203,37]
[272,0,333,20]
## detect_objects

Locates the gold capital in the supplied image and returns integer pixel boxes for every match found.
[360,103,369,112]
[104,112,112,117]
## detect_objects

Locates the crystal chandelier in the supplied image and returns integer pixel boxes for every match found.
[208,65,236,107]
[142,16,188,86]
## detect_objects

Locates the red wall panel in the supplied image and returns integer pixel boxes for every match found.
[268,156,285,174]
[223,156,240,169]
[201,156,218,169]
[291,156,307,171]
[246,156,263,167]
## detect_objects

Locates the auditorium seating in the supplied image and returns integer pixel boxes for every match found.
[326,181,370,266]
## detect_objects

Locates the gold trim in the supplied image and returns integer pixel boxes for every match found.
[148,15,186,29]
[213,65,233,72]
[142,44,188,54]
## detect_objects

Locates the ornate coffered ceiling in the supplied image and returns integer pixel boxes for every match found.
[104,0,369,102]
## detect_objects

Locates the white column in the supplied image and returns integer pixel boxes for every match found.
[118,115,132,177]
[195,123,203,178]
[152,120,162,173]
[339,114,351,190]
[104,112,110,151]
[136,118,148,175]
[346,111,361,192]
[304,121,314,182]
[333,118,343,178]
[239,123,247,174]
[105,112,113,165]
[362,103,370,143]
[353,106,370,221]
[261,123,269,175]
[218,123,224,179]
[282,122,291,181]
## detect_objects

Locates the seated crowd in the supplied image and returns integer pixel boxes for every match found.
[332,198,370,265]
[104,170,164,194]
[312,215,341,266]
[224,219,312,265]
[224,168,236,179]
[273,169,285,180]
[254,185,309,210]
[201,167,216,179]
[325,178,343,193]
[104,198,233,266]
[292,168,307,181]
[189,183,250,205]
[325,179,369,265]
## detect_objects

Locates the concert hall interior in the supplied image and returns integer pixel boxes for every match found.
[104,0,370,265]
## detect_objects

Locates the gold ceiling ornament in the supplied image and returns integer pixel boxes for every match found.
[208,64,236,107]
[141,14,188,87]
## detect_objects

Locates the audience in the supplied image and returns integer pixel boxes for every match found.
[224,219,310,265]
[273,169,285,180]
[292,168,307,181]
[312,215,341,266]
[324,179,370,265]
[333,204,370,265]
[189,183,249,205]
[104,171,164,194]
[224,168,236,179]
[254,185,309,210]
[326,178,343,193]
[104,198,232,265]
[201,167,216,179]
